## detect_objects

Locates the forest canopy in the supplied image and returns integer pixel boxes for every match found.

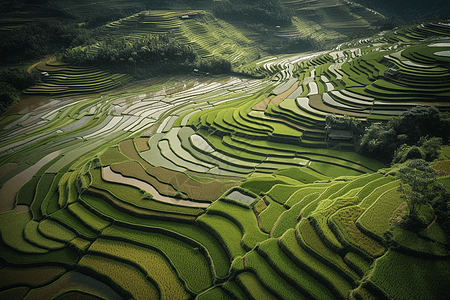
[212,0,293,26]
[359,106,450,164]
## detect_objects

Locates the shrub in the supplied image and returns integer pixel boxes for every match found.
[419,136,443,161]
[359,106,450,163]
[197,57,231,74]
[396,159,448,231]
[392,145,425,164]
[63,33,197,78]
[0,83,20,115]
[213,0,292,26]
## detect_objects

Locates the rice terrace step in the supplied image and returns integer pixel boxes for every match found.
[1,1,450,299]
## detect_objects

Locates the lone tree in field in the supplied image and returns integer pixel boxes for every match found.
[396,159,447,230]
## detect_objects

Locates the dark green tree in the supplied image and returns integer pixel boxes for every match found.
[396,159,447,231]
[0,83,20,115]
[359,106,450,164]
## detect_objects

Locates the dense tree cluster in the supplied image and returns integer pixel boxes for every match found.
[0,83,20,115]
[0,0,145,61]
[197,57,232,74]
[396,159,450,234]
[63,34,207,78]
[0,69,40,91]
[213,0,293,26]
[359,106,450,164]
[325,114,365,136]
[0,20,78,60]
[0,69,41,115]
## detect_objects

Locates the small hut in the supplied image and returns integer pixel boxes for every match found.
[327,129,353,141]
[384,68,399,78]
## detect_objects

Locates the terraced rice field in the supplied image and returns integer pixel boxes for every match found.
[25,57,132,97]
[1,18,450,300]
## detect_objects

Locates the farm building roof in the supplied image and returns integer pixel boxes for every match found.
[328,129,353,140]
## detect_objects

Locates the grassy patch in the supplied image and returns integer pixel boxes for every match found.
[357,189,404,241]
[0,266,66,289]
[259,198,286,234]
[23,220,66,250]
[296,218,359,282]
[245,249,308,299]
[258,238,336,299]
[330,206,385,259]
[366,250,450,300]
[274,167,330,184]
[272,192,320,238]
[88,238,191,299]
[102,225,213,293]
[99,146,130,166]
[196,213,246,260]
[279,228,353,299]
[78,254,159,300]
[206,200,268,250]
[81,194,230,279]
[236,272,278,300]
[241,175,299,195]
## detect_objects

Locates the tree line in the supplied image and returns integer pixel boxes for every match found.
[213,0,293,26]
[359,106,450,164]
[0,69,41,115]
[396,159,450,236]
[62,33,231,78]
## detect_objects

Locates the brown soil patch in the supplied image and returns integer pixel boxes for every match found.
[104,166,208,207]
[432,160,450,176]
[111,161,179,197]
[140,122,162,138]
[99,147,130,166]
[85,187,196,222]
[54,291,103,300]
[0,266,65,289]
[15,205,30,213]
[119,139,238,201]
[35,57,68,72]
[391,202,408,226]
[4,95,52,115]
[252,95,274,111]
[308,94,368,118]
[134,138,150,152]
[25,271,122,300]
[270,82,299,105]
[253,198,268,216]
[109,78,166,96]
[0,287,30,300]
[0,162,19,178]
